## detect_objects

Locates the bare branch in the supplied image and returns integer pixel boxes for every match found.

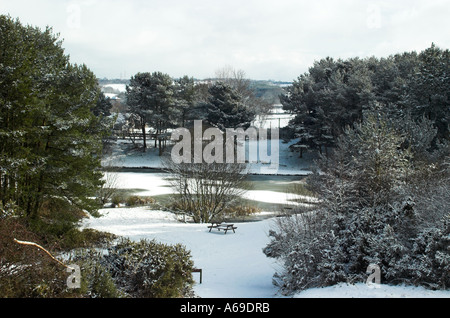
[14,238,72,269]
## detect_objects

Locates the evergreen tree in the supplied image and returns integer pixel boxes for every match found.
[281,57,372,155]
[265,111,449,293]
[126,73,153,151]
[94,92,113,118]
[0,15,106,218]
[206,82,255,131]
[215,66,272,116]
[126,72,178,155]
[174,75,196,127]
[282,46,450,157]
[408,44,450,141]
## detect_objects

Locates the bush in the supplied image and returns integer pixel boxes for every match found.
[1,219,196,298]
[72,249,124,298]
[0,201,117,298]
[21,197,114,250]
[111,194,125,207]
[264,113,450,294]
[266,189,450,294]
[28,198,88,245]
[103,238,195,298]
[71,238,196,298]
[59,228,117,250]
[0,215,75,298]
[163,159,249,223]
[223,204,261,220]
[126,195,156,207]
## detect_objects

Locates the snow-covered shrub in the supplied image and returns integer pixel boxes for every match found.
[70,238,196,298]
[265,112,450,294]
[103,238,195,298]
[0,215,71,297]
[223,204,261,220]
[408,223,450,289]
[72,249,123,298]
[125,195,156,207]
[267,193,449,294]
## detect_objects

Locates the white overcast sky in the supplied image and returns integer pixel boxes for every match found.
[2,0,450,81]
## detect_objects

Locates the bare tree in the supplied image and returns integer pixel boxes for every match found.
[215,66,250,96]
[163,157,249,223]
[97,159,121,206]
[215,65,272,117]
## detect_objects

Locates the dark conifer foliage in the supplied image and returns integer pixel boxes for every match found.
[0,16,109,218]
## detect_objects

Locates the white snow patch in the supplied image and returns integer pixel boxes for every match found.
[243,190,317,205]
[294,283,450,298]
[102,84,127,93]
[111,172,174,196]
[82,207,281,298]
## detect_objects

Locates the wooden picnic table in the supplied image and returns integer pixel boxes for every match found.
[208,222,237,234]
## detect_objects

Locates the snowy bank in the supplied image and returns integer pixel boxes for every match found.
[88,144,449,299]
[294,283,450,298]
[82,207,281,298]
[82,208,450,299]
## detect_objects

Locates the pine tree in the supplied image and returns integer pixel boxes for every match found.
[0,15,106,218]
[206,82,255,131]
[174,75,196,127]
[281,57,371,155]
[265,110,449,293]
[408,43,450,141]
[126,72,178,154]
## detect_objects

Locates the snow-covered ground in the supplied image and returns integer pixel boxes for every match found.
[102,84,127,93]
[295,283,450,298]
[82,207,280,298]
[93,124,449,298]
[105,171,316,206]
[81,172,450,299]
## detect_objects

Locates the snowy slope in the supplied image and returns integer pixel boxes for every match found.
[294,283,450,298]
[90,136,450,298]
[82,206,450,298]
[82,207,281,298]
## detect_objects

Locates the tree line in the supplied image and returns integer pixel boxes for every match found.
[265,44,450,293]
[124,68,271,155]
[282,43,450,158]
[0,15,268,221]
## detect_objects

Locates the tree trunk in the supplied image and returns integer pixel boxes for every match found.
[142,123,147,152]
